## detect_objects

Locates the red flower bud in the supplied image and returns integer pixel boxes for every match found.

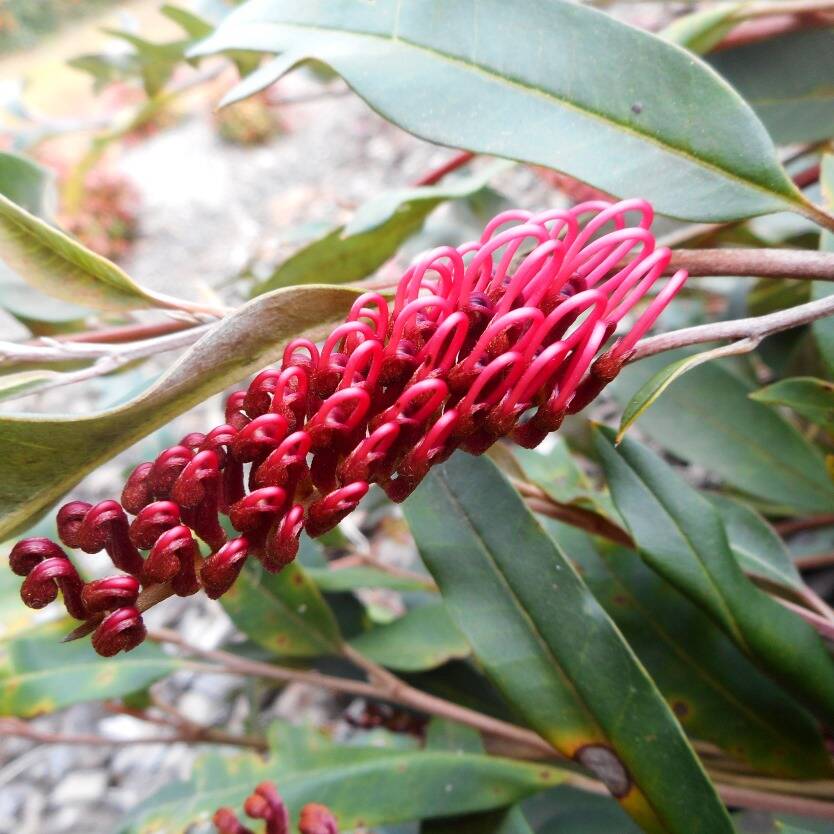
[200,537,250,599]
[243,782,289,834]
[77,500,144,578]
[56,500,92,548]
[20,556,85,619]
[9,537,66,576]
[129,501,181,549]
[91,607,146,656]
[213,808,254,834]
[299,803,339,834]
[81,575,140,615]
[121,462,155,514]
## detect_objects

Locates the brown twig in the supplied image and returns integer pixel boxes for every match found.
[513,480,634,547]
[631,290,834,362]
[668,248,834,282]
[776,514,834,536]
[0,717,266,752]
[54,318,196,345]
[795,551,834,570]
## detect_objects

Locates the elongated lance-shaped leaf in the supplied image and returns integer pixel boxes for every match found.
[595,428,834,725]
[0,285,360,540]
[404,454,733,834]
[752,377,834,436]
[0,189,202,313]
[545,521,831,780]
[191,0,809,223]
[118,722,569,833]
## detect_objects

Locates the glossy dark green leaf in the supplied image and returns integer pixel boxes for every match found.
[709,29,834,145]
[0,619,178,717]
[250,162,508,297]
[404,454,732,834]
[349,604,470,671]
[118,722,567,833]
[192,0,807,223]
[813,155,834,374]
[546,520,829,779]
[221,561,341,657]
[596,428,834,724]
[711,495,803,591]
[608,355,834,514]
[0,285,360,540]
[752,377,834,435]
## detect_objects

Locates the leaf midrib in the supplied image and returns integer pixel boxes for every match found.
[224,17,798,207]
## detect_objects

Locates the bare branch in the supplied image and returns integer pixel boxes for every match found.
[669,248,834,282]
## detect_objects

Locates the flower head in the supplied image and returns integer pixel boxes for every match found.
[8,199,686,654]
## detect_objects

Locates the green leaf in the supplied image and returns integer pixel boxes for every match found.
[221,561,342,657]
[0,619,178,717]
[161,4,215,39]
[711,495,803,591]
[0,189,190,313]
[404,454,732,834]
[0,152,55,216]
[307,565,436,593]
[595,428,834,724]
[103,29,190,97]
[523,786,641,833]
[709,29,834,145]
[193,0,806,223]
[752,376,834,435]
[547,520,830,779]
[661,5,743,54]
[118,723,567,833]
[0,285,360,540]
[251,162,509,297]
[608,355,834,514]
[616,340,759,442]
[813,155,834,374]
[349,604,470,671]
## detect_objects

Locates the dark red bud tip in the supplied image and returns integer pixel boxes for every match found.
[9,537,67,576]
[20,557,79,610]
[243,782,289,834]
[200,537,250,599]
[305,482,368,539]
[56,500,92,548]
[121,462,154,514]
[229,488,287,534]
[145,525,195,585]
[81,575,140,615]
[91,607,146,657]
[129,501,181,549]
[299,803,340,834]
[262,505,304,573]
[212,808,254,834]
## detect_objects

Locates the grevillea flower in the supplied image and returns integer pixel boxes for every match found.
[213,781,339,834]
[8,199,686,654]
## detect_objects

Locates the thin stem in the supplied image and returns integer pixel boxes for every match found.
[0,324,212,367]
[512,480,633,547]
[54,318,195,345]
[631,291,834,361]
[149,627,558,758]
[0,717,266,752]
[413,151,476,187]
[795,551,834,570]
[776,514,834,536]
[668,248,834,282]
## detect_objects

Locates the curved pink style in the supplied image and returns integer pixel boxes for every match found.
[8,199,686,655]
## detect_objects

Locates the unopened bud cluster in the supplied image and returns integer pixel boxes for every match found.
[9,199,686,655]
[213,781,338,834]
